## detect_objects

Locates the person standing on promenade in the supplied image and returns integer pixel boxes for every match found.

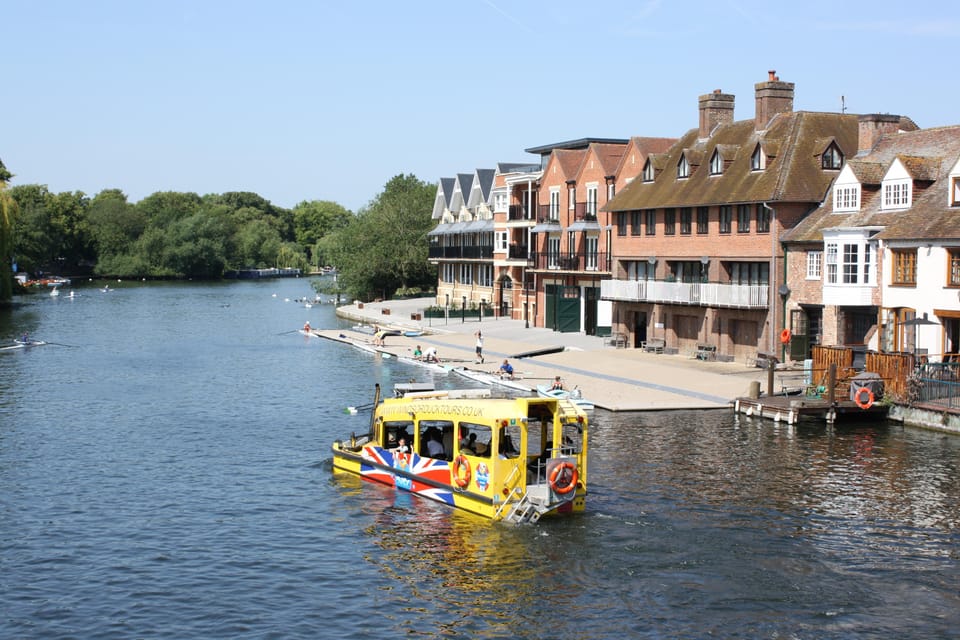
[475,330,484,364]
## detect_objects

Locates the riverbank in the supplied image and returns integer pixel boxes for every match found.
[333,297,780,412]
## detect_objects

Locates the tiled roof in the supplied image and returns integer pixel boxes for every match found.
[554,148,587,180]
[606,111,859,211]
[590,143,627,176]
[784,125,960,243]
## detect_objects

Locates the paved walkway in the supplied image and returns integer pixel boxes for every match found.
[333,298,784,412]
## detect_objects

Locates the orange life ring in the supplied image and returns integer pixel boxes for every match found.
[548,461,579,495]
[780,328,791,344]
[452,455,471,488]
[854,387,875,410]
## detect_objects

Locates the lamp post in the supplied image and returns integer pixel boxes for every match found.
[479,298,484,323]
[445,293,449,326]
[461,295,466,324]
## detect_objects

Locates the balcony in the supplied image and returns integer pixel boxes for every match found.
[530,251,610,272]
[508,205,535,221]
[538,204,560,221]
[428,245,494,260]
[508,245,530,261]
[600,278,769,309]
[574,202,598,221]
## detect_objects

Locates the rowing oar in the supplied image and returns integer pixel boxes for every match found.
[345,402,376,415]
[45,341,78,348]
[275,329,301,335]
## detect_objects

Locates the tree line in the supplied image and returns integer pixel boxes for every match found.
[0,161,437,304]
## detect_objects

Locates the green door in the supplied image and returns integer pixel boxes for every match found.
[546,284,581,333]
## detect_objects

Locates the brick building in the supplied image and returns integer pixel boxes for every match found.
[602,72,860,362]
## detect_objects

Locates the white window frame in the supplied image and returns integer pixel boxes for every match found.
[495,231,508,252]
[953,176,960,207]
[459,263,473,285]
[750,144,765,171]
[806,250,822,280]
[586,184,598,216]
[677,154,689,179]
[585,236,599,270]
[882,180,912,210]
[833,185,860,212]
[825,242,838,284]
[642,159,655,182]
[709,149,722,175]
[549,189,560,219]
[548,236,560,269]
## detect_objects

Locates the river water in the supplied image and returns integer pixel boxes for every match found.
[1,279,958,639]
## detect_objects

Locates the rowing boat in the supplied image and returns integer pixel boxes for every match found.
[331,383,589,523]
[536,385,595,410]
[397,355,451,373]
[451,366,532,393]
[2,340,47,351]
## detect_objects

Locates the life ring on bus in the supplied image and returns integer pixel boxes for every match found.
[452,455,471,488]
[779,328,791,344]
[854,387,875,410]
[548,462,579,495]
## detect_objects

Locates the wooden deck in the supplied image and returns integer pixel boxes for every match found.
[733,395,889,425]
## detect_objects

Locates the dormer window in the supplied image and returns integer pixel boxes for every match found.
[953,176,960,207]
[882,179,912,209]
[750,144,765,171]
[834,184,860,212]
[677,154,690,179]
[709,149,723,175]
[642,158,655,183]
[822,142,843,170]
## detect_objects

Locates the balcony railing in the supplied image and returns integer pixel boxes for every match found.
[508,245,530,260]
[530,251,610,272]
[538,204,560,221]
[574,202,598,220]
[600,278,769,309]
[508,204,534,221]
[428,245,494,260]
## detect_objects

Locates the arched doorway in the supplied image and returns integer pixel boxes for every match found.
[497,274,513,318]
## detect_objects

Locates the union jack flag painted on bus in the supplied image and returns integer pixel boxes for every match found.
[360,446,455,505]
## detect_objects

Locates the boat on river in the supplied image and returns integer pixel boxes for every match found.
[536,385,595,410]
[397,355,451,373]
[451,366,532,393]
[331,384,588,523]
[2,339,48,351]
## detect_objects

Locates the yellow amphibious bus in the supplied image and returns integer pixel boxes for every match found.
[331,384,588,523]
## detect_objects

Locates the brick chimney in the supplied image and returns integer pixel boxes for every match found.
[754,70,795,130]
[857,114,901,154]
[698,89,735,139]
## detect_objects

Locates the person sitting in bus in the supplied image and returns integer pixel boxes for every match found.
[499,359,514,379]
[426,431,444,458]
[459,433,476,455]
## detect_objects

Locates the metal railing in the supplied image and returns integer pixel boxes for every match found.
[913,362,960,410]
[600,278,769,308]
[530,251,610,272]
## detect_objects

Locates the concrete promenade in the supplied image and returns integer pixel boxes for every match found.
[333,297,781,412]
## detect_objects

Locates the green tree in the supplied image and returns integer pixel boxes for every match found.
[234,219,282,268]
[323,174,435,300]
[85,189,144,259]
[0,160,19,302]
[292,200,353,266]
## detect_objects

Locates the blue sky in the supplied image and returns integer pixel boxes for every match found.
[3,0,957,212]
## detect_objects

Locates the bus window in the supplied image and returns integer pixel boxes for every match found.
[458,422,492,457]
